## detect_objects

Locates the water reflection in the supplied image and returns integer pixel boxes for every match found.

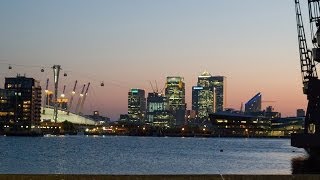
[292,156,320,174]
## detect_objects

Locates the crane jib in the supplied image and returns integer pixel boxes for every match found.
[292,0,320,153]
[295,0,318,87]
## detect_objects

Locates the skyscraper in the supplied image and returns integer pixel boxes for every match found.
[193,71,217,120]
[165,77,186,125]
[211,76,226,112]
[146,92,172,126]
[4,75,42,132]
[192,86,202,114]
[192,86,216,120]
[193,72,225,119]
[245,92,262,113]
[128,88,146,122]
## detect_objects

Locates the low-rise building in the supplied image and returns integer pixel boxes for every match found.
[210,112,271,137]
[270,117,304,136]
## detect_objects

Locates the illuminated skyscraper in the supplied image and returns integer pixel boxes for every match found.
[128,89,146,122]
[165,77,186,125]
[192,86,215,120]
[146,92,172,126]
[4,75,42,132]
[165,77,186,111]
[194,71,216,119]
[192,86,202,113]
[193,72,225,119]
[211,76,226,112]
[245,92,262,113]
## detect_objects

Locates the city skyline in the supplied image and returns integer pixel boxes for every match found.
[0,72,302,120]
[0,0,307,120]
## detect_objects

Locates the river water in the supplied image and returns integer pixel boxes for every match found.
[0,136,308,174]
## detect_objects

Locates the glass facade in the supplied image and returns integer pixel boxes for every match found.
[128,89,146,122]
[193,72,226,121]
[211,76,226,112]
[192,86,214,120]
[165,77,186,125]
[165,77,186,112]
[146,92,173,126]
[245,92,262,113]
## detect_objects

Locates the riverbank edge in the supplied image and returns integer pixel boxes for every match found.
[0,174,319,180]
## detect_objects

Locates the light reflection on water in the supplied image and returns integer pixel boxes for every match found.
[0,136,306,174]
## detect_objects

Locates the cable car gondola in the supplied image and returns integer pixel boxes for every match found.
[64,73,67,77]
[41,68,44,72]
[100,82,104,87]
[8,65,12,70]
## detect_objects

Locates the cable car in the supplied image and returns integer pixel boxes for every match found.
[64,73,67,77]
[8,65,12,70]
[100,82,104,87]
[41,68,44,72]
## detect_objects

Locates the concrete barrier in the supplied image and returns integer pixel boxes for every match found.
[0,175,320,180]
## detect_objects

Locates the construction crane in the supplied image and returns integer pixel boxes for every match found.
[149,81,156,93]
[292,0,320,155]
[149,80,165,95]
[79,82,90,115]
[67,80,78,115]
[155,80,159,93]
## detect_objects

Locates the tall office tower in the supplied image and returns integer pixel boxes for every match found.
[245,92,262,113]
[0,89,16,132]
[193,72,225,118]
[211,76,226,112]
[128,88,146,122]
[146,92,172,126]
[193,71,219,119]
[192,86,216,120]
[5,75,42,131]
[165,77,186,125]
[192,86,201,114]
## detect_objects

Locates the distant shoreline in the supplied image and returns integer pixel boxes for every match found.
[1,133,292,139]
[82,133,292,139]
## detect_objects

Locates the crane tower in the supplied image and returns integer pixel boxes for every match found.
[292,0,320,156]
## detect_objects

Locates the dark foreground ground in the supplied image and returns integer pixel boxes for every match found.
[0,175,320,180]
